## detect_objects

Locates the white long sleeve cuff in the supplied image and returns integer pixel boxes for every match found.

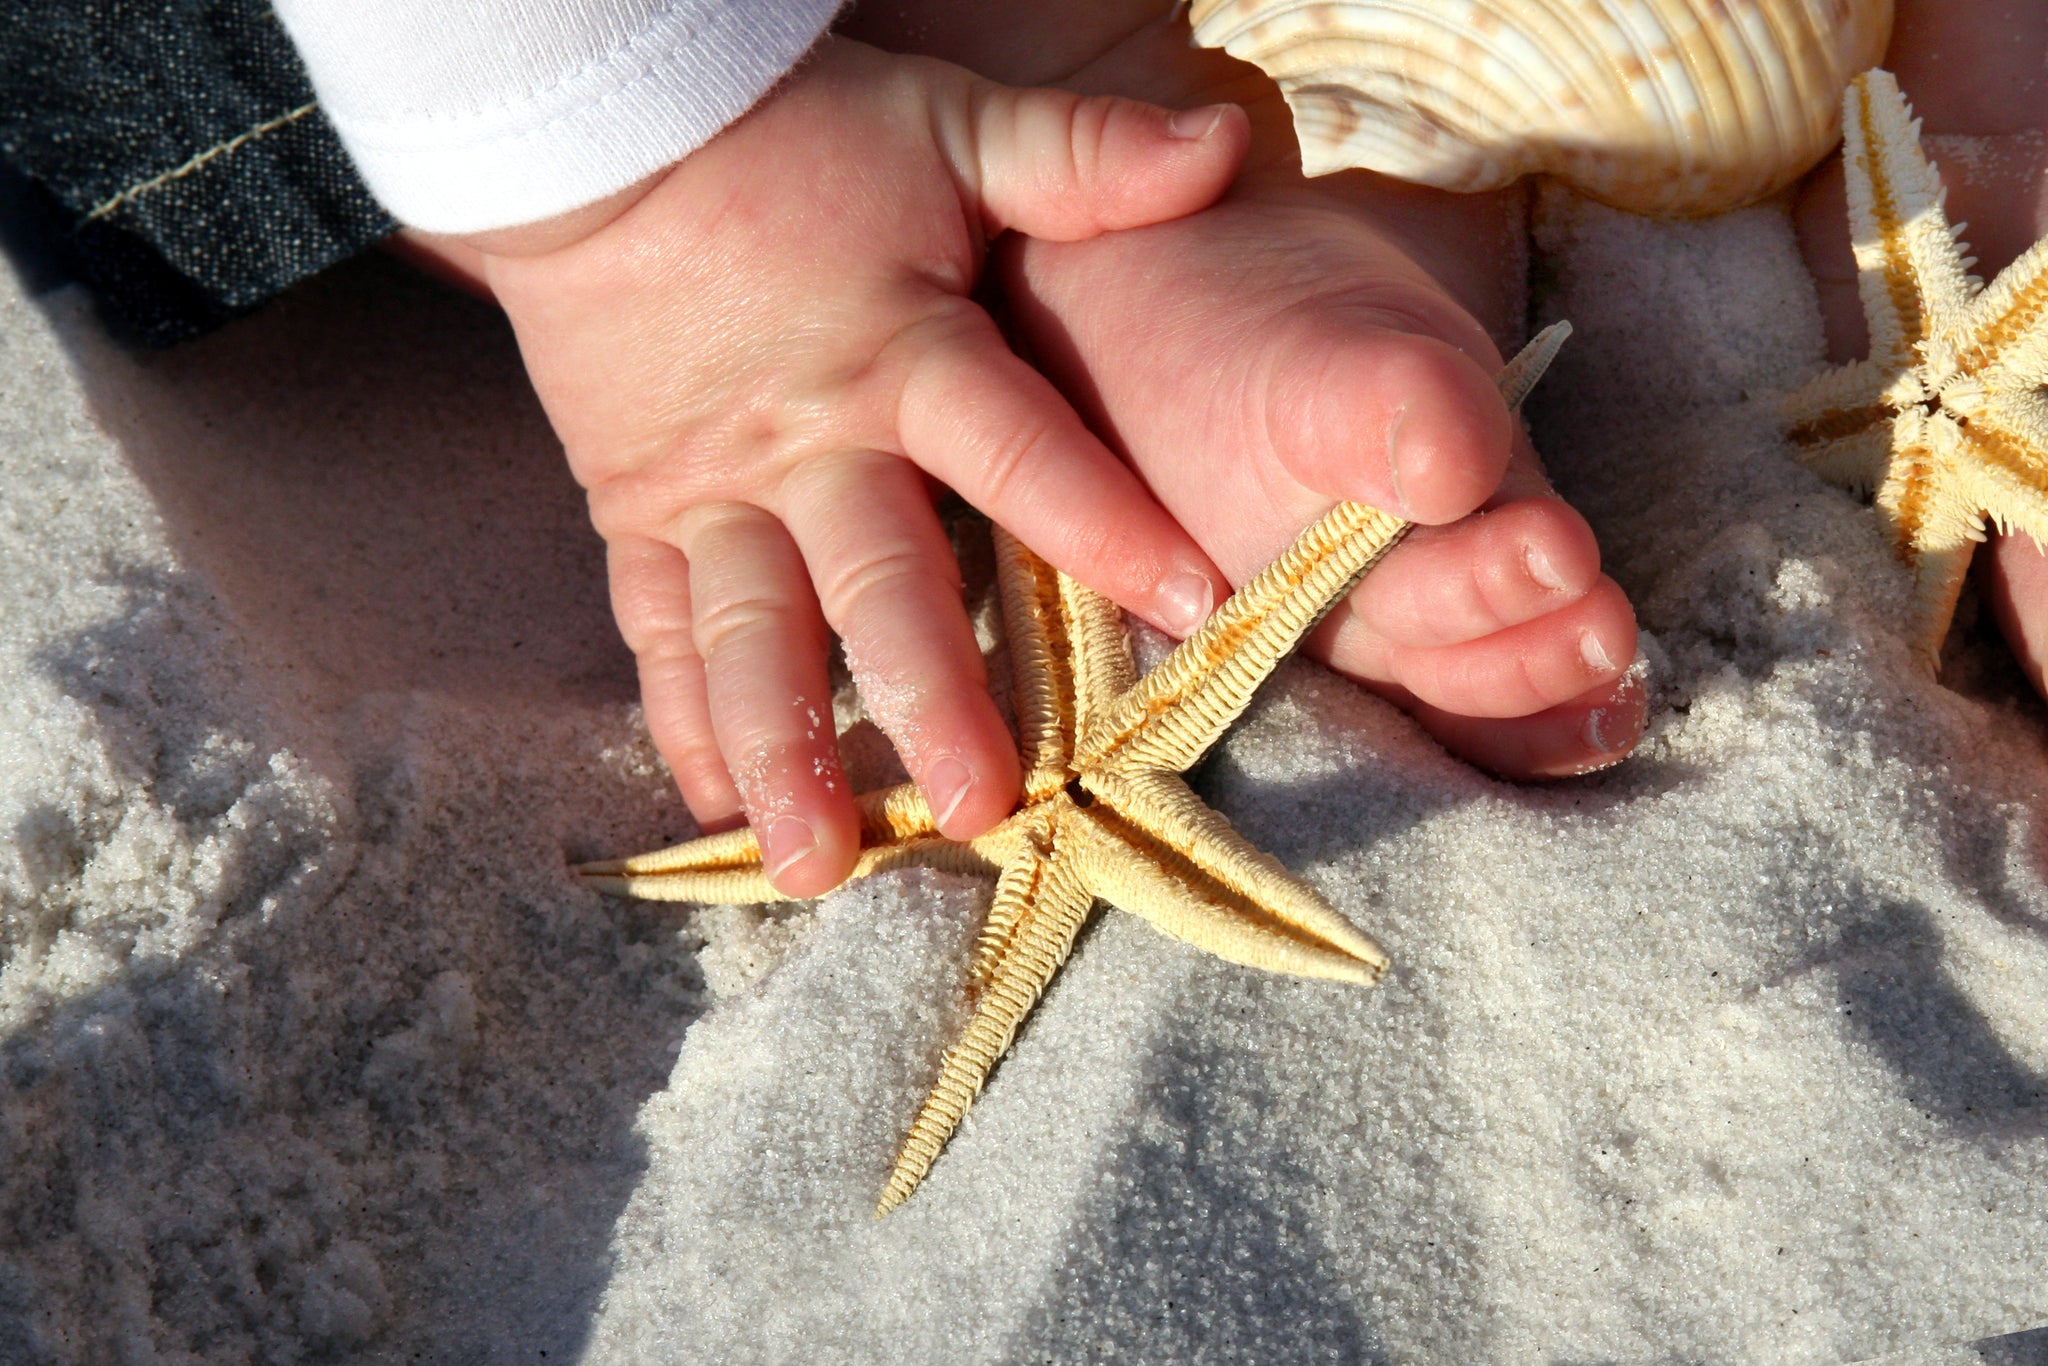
[273,0,841,234]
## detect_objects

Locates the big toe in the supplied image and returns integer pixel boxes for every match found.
[1258,294,1514,524]
[1006,204,1517,573]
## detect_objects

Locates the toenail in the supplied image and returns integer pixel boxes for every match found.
[925,755,976,830]
[1577,708,1635,770]
[1385,407,1417,518]
[1579,628,1616,674]
[1167,104,1230,140]
[763,815,818,879]
[1524,542,1571,592]
[1156,571,1216,637]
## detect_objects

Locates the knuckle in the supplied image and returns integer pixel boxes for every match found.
[1068,96,1113,180]
[1402,650,1455,710]
[621,613,697,661]
[901,294,986,353]
[586,475,651,541]
[1056,519,1120,591]
[691,595,793,658]
[972,412,1057,510]
[672,759,740,817]
[887,298,988,416]
[670,499,775,562]
[609,575,694,659]
[1513,650,1551,708]
[1477,539,1546,626]
[648,710,721,778]
[1464,576,1516,640]
[819,546,937,630]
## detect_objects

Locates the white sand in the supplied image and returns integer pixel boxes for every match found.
[3,192,2048,1362]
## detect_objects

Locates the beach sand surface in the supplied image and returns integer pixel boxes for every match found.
[2,193,2047,1363]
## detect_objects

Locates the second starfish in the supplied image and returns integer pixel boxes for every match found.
[581,322,1573,1214]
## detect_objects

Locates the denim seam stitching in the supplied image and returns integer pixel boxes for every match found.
[85,100,320,221]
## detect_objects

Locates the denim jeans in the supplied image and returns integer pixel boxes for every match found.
[0,0,391,344]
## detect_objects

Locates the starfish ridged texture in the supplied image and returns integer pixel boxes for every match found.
[580,324,1572,1214]
[1785,68,2048,667]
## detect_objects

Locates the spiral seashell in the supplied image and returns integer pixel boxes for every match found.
[1186,0,1894,217]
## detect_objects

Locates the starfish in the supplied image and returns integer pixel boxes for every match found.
[1784,68,2048,668]
[579,323,1572,1214]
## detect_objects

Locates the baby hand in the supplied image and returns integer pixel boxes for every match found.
[462,38,1247,894]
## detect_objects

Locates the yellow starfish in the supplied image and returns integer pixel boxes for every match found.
[1785,68,2048,668]
[580,323,1572,1214]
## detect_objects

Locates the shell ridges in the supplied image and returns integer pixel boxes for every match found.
[1187,0,1894,217]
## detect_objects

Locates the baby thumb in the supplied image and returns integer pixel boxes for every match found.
[956,85,1248,242]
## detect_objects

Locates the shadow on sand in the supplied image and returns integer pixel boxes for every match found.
[0,250,698,1359]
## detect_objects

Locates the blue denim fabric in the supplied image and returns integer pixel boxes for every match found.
[0,1,392,344]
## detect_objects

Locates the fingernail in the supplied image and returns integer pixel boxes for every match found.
[1579,628,1616,674]
[1156,571,1216,637]
[1524,542,1571,592]
[763,815,818,879]
[1385,407,1416,518]
[1582,707,1621,758]
[926,755,976,830]
[1167,104,1229,140]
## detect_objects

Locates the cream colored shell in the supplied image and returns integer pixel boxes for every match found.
[1187,0,1893,216]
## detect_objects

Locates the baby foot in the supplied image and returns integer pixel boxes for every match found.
[997,30,1643,778]
[1793,1,2048,693]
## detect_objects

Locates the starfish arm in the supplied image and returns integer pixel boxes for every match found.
[1494,320,1573,412]
[1952,398,2048,549]
[1902,539,1978,672]
[1071,780,1386,986]
[1784,348,1902,427]
[1794,423,1900,497]
[877,837,1095,1215]
[1874,410,1984,669]
[1058,570,1138,738]
[992,528,1137,800]
[1076,500,1410,776]
[576,782,996,903]
[993,528,1078,795]
[967,806,1054,989]
[1957,236,2048,390]
[576,822,792,904]
[1840,70,1977,366]
[1783,352,1909,494]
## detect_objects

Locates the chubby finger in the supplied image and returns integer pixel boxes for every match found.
[778,452,1022,838]
[947,82,1250,241]
[895,303,1227,637]
[673,504,859,896]
[1319,575,1638,720]
[1348,496,1603,650]
[606,535,742,828]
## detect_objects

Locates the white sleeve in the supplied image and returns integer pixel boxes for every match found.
[272,0,842,233]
